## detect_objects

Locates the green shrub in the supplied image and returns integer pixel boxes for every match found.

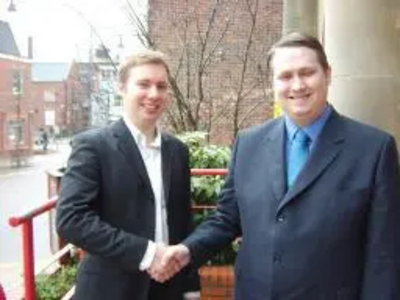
[35,263,77,300]
[178,131,230,206]
[179,131,237,265]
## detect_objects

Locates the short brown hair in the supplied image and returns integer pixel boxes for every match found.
[118,49,171,85]
[267,32,329,72]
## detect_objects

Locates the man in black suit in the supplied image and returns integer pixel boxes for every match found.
[56,50,198,300]
[159,33,400,299]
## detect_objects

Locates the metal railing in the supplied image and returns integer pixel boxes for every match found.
[8,168,228,300]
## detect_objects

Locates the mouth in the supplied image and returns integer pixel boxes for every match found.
[142,103,160,113]
[289,94,311,101]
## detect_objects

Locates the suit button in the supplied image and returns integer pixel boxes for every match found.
[277,214,286,222]
[273,254,282,264]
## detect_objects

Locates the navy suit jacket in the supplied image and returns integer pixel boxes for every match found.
[56,119,196,300]
[184,110,400,299]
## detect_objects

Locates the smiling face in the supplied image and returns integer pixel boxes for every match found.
[120,63,170,132]
[272,46,331,127]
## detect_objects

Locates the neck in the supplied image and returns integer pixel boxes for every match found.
[126,115,157,143]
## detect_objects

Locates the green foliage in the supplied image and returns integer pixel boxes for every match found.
[179,131,230,206]
[35,263,77,300]
[179,131,238,265]
[178,132,231,169]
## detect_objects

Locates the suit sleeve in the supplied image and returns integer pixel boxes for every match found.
[56,134,148,272]
[183,136,242,267]
[361,135,400,299]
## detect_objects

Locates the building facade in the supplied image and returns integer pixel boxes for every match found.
[148,0,283,144]
[0,20,34,156]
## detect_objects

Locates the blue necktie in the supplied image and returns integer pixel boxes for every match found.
[287,130,310,187]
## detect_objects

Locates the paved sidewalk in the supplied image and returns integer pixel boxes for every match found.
[0,262,23,300]
[0,258,58,300]
[1,138,72,300]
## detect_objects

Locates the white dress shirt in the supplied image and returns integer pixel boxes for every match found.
[123,117,168,270]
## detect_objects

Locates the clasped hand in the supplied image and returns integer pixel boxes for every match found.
[147,244,191,283]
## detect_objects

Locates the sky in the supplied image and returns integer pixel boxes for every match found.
[1,0,147,62]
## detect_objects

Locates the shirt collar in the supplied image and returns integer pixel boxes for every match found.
[123,116,161,149]
[285,104,332,143]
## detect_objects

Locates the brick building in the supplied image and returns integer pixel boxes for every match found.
[0,20,34,156]
[148,0,283,144]
[31,62,91,136]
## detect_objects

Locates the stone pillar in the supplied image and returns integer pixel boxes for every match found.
[324,0,400,142]
[282,0,319,37]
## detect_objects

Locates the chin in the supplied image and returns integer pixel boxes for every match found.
[291,108,311,117]
[144,114,161,123]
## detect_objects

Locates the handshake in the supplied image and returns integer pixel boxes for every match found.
[147,244,191,283]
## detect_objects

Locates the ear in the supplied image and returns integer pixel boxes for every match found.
[325,66,332,85]
[118,82,126,96]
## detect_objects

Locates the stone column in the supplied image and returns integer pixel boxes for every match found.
[324,0,400,142]
[282,0,319,37]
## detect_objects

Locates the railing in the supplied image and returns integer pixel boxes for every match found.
[7,168,228,300]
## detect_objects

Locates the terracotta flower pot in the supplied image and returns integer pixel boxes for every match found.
[199,265,234,300]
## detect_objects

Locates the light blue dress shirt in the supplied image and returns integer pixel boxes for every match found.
[285,104,333,168]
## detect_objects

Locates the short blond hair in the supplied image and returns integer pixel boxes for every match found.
[118,49,171,86]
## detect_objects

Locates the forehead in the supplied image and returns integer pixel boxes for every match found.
[128,63,168,81]
[271,47,321,74]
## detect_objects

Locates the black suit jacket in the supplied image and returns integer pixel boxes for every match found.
[56,119,196,300]
[184,109,400,299]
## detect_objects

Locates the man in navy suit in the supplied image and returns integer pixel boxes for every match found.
[158,33,400,299]
[56,50,198,300]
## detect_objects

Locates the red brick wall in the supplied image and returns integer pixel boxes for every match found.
[0,57,34,154]
[31,82,68,132]
[31,62,91,137]
[149,0,282,144]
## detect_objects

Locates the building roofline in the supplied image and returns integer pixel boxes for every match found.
[0,53,31,63]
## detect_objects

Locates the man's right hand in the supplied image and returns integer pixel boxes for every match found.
[151,244,191,283]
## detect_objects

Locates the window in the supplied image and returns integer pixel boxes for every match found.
[44,90,56,102]
[7,119,25,145]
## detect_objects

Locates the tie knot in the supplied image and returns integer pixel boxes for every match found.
[294,129,310,145]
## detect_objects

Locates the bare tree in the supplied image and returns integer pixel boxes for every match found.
[123,0,275,141]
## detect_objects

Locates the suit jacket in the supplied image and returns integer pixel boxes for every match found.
[56,119,196,300]
[184,109,400,300]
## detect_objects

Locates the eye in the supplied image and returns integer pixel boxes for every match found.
[300,69,315,77]
[277,73,292,81]
[137,81,150,88]
[157,83,168,91]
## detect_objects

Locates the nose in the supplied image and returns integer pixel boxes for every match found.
[291,76,306,91]
[148,85,160,98]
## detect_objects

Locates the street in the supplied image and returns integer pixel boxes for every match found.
[0,140,71,293]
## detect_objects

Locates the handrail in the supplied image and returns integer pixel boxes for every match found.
[9,196,58,227]
[191,168,227,176]
[7,168,228,300]
[7,196,59,300]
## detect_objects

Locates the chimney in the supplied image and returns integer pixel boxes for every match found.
[27,36,33,59]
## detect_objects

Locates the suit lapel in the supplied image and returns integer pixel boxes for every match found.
[278,110,345,211]
[161,134,173,203]
[111,119,152,188]
[261,119,287,202]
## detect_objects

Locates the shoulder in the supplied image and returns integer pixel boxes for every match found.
[72,127,103,142]
[339,114,393,144]
[162,132,188,149]
[71,126,111,150]
[238,117,283,141]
